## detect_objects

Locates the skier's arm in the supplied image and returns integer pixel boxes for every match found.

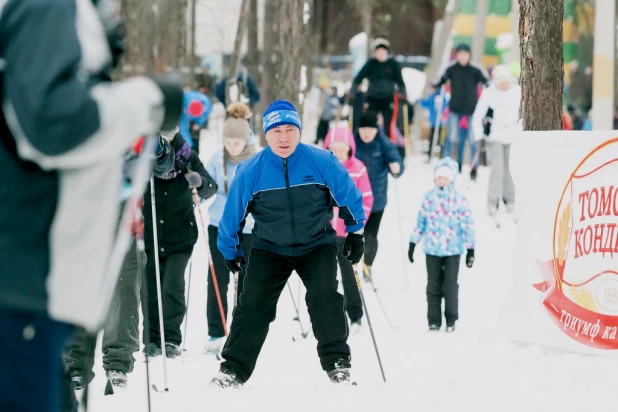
[475,65,490,86]
[190,152,218,200]
[471,90,490,141]
[358,166,374,219]
[1,0,180,170]
[351,61,372,91]
[431,66,451,89]
[459,195,476,250]
[325,154,366,232]
[205,151,219,185]
[218,163,254,260]
[392,60,407,94]
[410,196,429,243]
[382,136,405,178]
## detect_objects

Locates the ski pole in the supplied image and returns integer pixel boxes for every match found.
[150,176,170,392]
[430,86,446,161]
[403,101,411,158]
[361,262,397,329]
[392,179,410,290]
[287,281,309,339]
[193,188,228,336]
[233,272,239,308]
[134,210,153,411]
[353,264,387,382]
[182,258,193,351]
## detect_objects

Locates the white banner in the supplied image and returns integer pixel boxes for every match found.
[494,131,618,356]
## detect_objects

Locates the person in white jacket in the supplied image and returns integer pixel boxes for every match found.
[472,65,520,218]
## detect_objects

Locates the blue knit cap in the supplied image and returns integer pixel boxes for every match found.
[263,100,302,134]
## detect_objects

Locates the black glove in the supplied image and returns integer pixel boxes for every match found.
[408,242,416,264]
[225,256,247,273]
[343,233,364,264]
[466,249,475,268]
[150,75,184,131]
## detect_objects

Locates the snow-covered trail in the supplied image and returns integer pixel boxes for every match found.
[88,134,618,411]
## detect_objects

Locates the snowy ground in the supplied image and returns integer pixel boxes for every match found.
[87,132,618,411]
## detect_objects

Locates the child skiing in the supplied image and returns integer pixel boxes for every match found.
[471,65,520,222]
[324,126,374,334]
[408,158,476,332]
[354,110,404,277]
[142,130,217,358]
[204,103,258,354]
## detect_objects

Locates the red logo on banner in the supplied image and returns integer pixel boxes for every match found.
[534,138,618,349]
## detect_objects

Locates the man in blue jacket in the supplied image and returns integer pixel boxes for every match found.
[354,111,404,277]
[211,100,366,387]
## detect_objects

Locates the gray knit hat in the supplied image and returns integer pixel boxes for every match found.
[223,103,251,142]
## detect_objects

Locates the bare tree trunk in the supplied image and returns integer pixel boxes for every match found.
[423,0,461,95]
[247,0,260,85]
[261,0,304,140]
[190,0,198,86]
[411,0,461,151]
[519,0,564,130]
[362,0,373,58]
[225,0,251,106]
[471,0,488,63]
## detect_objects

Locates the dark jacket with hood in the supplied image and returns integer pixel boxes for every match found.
[143,134,217,256]
[353,130,404,212]
[433,61,489,115]
[351,58,407,100]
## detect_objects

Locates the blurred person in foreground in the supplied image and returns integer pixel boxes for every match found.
[0,0,183,411]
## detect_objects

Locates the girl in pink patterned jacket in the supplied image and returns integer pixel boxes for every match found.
[324,126,373,334]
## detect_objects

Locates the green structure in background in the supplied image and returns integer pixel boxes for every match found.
[451,0,594,71]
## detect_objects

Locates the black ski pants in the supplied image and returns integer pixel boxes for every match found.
[220,245,350,382]
[366,96,395,138]
[142,248,192,346]
[426,254,460,327]
[336,237,363,323]
[207,225,252,338]
[364,210,385,266]
[64,239,143,379]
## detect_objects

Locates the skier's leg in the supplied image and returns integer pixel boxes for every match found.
[220,249,293,382]
[442,113,459,159]
[237,233,254,300]
[63,327,93,383]
[296,245,351,372]
[381,97,395,139]
[486,141,504,212]
[207,225,231,338]
[428,126,436,160]
[336,237,363,323]
[425,255,444,327]
[363,210,385,267]
[141,252,161,346]
[0,310,72,412]
[502,144,516,206]
[102,238,142,375]
[161,249,192,345]
[442,255,461,327]
[457,125,468,169]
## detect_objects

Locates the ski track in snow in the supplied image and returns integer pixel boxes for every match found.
[89,131,618,411]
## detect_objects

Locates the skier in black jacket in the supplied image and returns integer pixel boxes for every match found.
[141,130,217,358]
[350,37,407,139]
[432,43,488,179]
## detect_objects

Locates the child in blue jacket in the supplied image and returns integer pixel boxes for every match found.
[408,157,476,332]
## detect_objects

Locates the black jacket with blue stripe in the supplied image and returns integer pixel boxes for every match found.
[217,143,366,260]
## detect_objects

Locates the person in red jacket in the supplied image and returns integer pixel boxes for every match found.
[324,126,374,334]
